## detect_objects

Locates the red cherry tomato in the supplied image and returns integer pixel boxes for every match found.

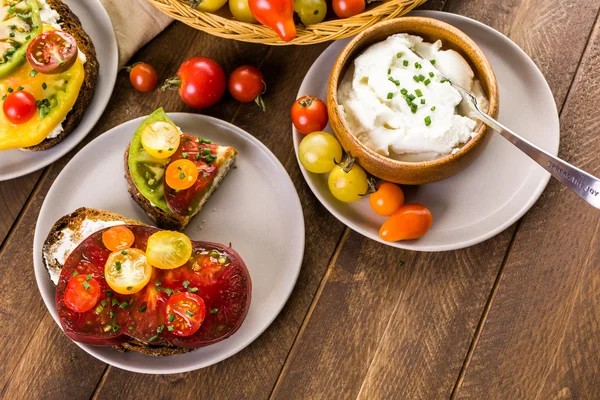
[228,65,266,110]
[165,292,207,337]
[162,57,226,109]
[369,182,405,216]
[3,91,37,125]
[26,30,78,74]
[332,0,365,18]
[379,204,433,242]
[291,95,328,135]
[128,63,158,92]
[64,274,101,313]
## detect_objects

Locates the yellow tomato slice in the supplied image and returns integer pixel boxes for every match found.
[146,231,193,269]
[104,248,152,294]
[140,121,180,159]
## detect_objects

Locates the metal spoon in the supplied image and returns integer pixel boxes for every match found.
[413,49,600,209]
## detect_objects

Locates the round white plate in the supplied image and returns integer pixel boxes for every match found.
[0,0,118,181]
[293,10,560,252]
[33,113,305,374]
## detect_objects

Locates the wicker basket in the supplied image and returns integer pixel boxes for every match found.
[148,0,428,45]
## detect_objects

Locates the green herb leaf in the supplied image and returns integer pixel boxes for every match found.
[424,116,432,126]
[210,308,218,314]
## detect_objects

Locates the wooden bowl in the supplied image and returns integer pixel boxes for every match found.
[327,17,499,185]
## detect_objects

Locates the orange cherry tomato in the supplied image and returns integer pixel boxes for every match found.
[64,274,101,313]
[369,182,405,216]
[165,159,199,191]
[102,226,135,251]
[165,292,206,337]
[379,203,432,242]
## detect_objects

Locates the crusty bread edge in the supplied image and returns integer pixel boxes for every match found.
[42,207,192,357]
[24,0,100,151]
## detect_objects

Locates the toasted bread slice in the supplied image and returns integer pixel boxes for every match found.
[124,147,238,231]
[24,0,99,151]
[42,207,192,357]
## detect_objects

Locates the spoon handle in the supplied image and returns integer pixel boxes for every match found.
[476,111,600,209]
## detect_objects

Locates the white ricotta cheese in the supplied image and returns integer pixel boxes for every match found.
[337,33,489,162]
[37,0,61,29]
[46,219,125,285]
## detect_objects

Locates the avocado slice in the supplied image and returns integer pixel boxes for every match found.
[0,0,42,79]
[127,108,173,213]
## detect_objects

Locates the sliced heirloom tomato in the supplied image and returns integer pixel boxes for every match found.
[57,226,251,348]
[146,231,193,269]
[26,30,78,74]
[102,225,135,251]
[165,292,206,337]
[140,120,180,159]
[105,249,152,294]
[64,274,101,313]
[165,159,199,191]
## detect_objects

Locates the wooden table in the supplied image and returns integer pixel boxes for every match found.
[1,0,600,398]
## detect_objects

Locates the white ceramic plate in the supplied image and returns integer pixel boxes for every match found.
[33,113,305,374]
[293,10,560,252]
[0,0,118,181]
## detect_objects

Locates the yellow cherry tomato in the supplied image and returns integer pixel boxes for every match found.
[165,159,199,190]
[194,0,228,13]
[146,231,193,269]
[104,249,152,295]
[229,0,257,23]
[298,131,342,173]
[328,163,368,202]
[141,121,180,159]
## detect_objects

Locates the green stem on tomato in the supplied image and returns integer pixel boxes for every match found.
[161,77,182,91]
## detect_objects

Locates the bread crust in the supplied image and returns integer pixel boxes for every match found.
[42,207,191,357]
[24,0,99,151]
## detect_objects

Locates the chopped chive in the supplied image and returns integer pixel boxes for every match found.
[139,305,147,312]
[430,59,436,65]
[396,52,403,58]
[17,86,23,90]
[179,172,186,180]
[407,94,416,101]
[424,79,431,86]
[188,287,198,293]
[86,274,92,281]
[157,325,164,333]
[1,95,6,101]
[403,60,409,67]
[182,152,188,159]
[155,281,162,286]
[112,325,120,332]
[415,89,423,97]
[413,75,420,82]
[210,308,218,314]
[418,74,425,82]
[148,335,158,342]
[101,300,107,307]
[167,325,175,331]
[410,104,418,114]
[121,250,127,255]
[7,87,13,93]
[440,78,449,83]
[106,290,113,296]
[95,305,104,314]
[120,301,128,309]
[388,77,400,86]
[112,298,118,306]
[400,88,408,95]
[9,32,14,38]
[168,313,175,323]
[414,62,421,69]
[165,288,173,296]
[421,99,426,104]
[202,173,208,179]
[196,153,201,161]
[387,68,391,74]
[431,106,436,111]
[424,116,432,126]
[429,72,434,78]
[72,271,79,277]
[202,148,211,155]
[82,281,91,290]
[109,310,115,318]
[387,92,393,99]
[42,82,47,90]
[128,326,135,331]
[185,310,194,317]
[182,280,190,288]
[127,286,133,291]
[115,261,121,271]
[202,139,211,144]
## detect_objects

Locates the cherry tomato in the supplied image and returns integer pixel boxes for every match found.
[248,0,296,42]
[3,90,36,125]
[291,96,328,135]
[379,204,433,242]
[141,121,180,159]
[127,63,158,92]
[298,131,342,173]
[102,226,135,251]
[193,0,228,12]
[332,0,365,18]
[294,0,327,25]
[104,248,152,294]
[229,0,258,23]
[64,274,101,313]
[369,182,405,216]
[26,30,78,74]
[228,66,265,110]
[165,292,206,337]
[165,159,199,191]
[328,162,368,202]
[146,231,193,269]
[162,57,226,109]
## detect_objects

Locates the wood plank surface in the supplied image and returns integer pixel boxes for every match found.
[0,172,41,246]
[270,0,600,398]
[456,13,600,398]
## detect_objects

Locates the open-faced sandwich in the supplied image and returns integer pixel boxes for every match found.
[43,208,252,356]
[0,0,98,151]
[125,108,238,231]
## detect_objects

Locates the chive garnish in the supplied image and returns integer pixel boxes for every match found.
[72,271,79,277]
[182,280,190,288]
[410,104,418,114]
[431,106,436,111]
[429,72,434,78]
[413,75,420,82]
[109,310,115,319]
[127,286,133,291]
[101,300,107,308]
[121,250,127,255]
[157,325,164,333]
[387,68,391,74]
[421,99,426,104]
[396,52,403,58]
[424,116,432,126]
[120,301,128,309]
[182,152,188,159]
[210,308,218,314]
[168,313,175,323]
[179,172,186,180]
[155,281,162,286]
[185,310,194,317]
[112,298,118,306]
[167,325,175,331]
[430,59,436,65]
[415,89,423,97]
[128,326,135,331]
[400,88,408,95]
[165,288,173,296]
[387,92,393,99]
[188,287,198,293]
[82,281,91,290]
[403,60,409,67]
[388,77,400,86]
[202,148,211,155]
[148,335,158,342]
[424,79,431,86]
[139,305,147,312]
[196,153,201,161]
[115,261,121,271]
[41,82,47,90]
[86,274,92,281]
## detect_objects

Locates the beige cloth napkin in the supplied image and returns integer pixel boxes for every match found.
[99,0,173,67]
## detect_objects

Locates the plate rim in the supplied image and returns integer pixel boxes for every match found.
[293,10,559,252]
[33,112,305,374]
[0,0,118,181]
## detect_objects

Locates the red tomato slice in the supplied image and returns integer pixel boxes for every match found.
[64,274,101,313]
[26,31,78,74]
[165,292,206,337]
